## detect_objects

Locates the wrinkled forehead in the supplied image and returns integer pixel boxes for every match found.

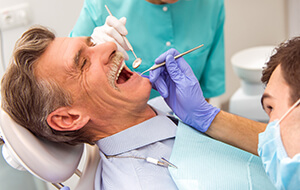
[34,37,87,79]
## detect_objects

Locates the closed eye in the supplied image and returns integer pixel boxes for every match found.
[81,59,87,70]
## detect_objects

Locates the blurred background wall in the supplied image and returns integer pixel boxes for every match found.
[221,0,286,108]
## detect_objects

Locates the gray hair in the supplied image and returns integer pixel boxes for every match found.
[1,26,94,145]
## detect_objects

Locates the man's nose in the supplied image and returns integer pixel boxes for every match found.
[91,42,118,64]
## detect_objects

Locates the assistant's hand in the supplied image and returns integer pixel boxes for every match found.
[149,49,220,132]
[91,15,130,60]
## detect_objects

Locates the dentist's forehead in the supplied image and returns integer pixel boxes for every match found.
[263,65,288,97]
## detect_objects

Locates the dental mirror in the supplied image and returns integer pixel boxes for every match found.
[132,58,142,69]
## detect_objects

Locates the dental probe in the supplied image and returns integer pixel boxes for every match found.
[104,5,142,69]
[140,44,204,75]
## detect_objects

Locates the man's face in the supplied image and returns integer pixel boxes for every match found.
[261,64,300,157]
[35,37,152,118]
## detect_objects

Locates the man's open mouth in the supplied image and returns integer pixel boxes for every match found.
[116,62,133,85]
[107,51,135,90]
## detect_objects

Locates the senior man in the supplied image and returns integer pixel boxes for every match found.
[1,26,275,189]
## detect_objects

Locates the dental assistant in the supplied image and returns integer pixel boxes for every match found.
[149,37,300,190]
[70,0,225,99]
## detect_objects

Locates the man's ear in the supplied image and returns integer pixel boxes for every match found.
[47,107,90,131]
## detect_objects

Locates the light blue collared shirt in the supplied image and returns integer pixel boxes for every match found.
[95,109,178,190]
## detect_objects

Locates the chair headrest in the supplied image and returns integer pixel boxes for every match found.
[0,109,84,183]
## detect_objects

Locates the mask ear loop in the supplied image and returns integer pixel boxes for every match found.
[278,98,300,124]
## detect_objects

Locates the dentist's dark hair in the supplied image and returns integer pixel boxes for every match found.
[1,25,94,145]
[261,36,300,105]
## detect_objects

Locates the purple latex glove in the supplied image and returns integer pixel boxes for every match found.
[149,48,220,132]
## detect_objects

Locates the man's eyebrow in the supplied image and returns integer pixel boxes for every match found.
[74,49,82,67]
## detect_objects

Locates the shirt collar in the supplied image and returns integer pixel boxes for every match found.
[96,108,177,156]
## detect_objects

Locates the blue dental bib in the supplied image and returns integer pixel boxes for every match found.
[169,122,276,190]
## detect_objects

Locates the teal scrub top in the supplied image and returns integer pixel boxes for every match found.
[70,0,225,99]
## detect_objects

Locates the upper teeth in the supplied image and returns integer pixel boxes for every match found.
[116,61,125,81]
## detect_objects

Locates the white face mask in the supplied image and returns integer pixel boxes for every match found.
[258,99,300,190]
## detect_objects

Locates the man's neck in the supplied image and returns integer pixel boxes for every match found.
[92,105,157,140]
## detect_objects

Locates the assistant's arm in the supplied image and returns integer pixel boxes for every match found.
[149,49,266,156]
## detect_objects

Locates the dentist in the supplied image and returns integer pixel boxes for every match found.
[149,37,300,190]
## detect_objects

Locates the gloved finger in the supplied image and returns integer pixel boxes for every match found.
[101,35,129,60]
[106,16,128,36]
[165,54,197,81]
[152,77,169,98]
[151,81,157,91]
[154,48,180,65]
[165,55,187,84]
[176,56,195,77]
[91,26,107,44]
[119,17,127,25]
[149,66,165,83]
[104,26,130,51]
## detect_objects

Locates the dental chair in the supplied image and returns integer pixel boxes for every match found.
[0,109,100,190]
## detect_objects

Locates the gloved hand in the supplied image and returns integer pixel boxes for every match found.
[149,49,220,132]
[91,15,130,60]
